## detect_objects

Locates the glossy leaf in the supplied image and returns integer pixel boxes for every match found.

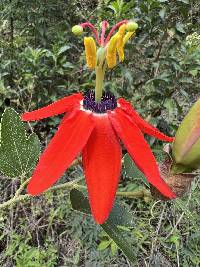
[0,108,40,177]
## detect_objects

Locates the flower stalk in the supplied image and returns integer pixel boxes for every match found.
[95,47,106,102]
[95,65,105,102]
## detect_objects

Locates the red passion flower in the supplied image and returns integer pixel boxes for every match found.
[22,20,176,224]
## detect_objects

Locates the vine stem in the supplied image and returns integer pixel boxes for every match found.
[0,176,85,210]
[0,178,151,210]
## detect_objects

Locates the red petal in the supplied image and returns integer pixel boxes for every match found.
[118,98,174,142]
[27,109,94,195]
[21,93,83,121]
[109,108,176,199]
[82,115,122,224]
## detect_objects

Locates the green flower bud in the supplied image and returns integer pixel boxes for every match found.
[72,25,83,36]
[126,21,138,32]
[172,98,200,173]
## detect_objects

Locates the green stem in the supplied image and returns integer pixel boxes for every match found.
[116,189,151,198]
[95,47,106,103]
[95,64,105,102]
[0,177,85,210]
[0,178,151,210]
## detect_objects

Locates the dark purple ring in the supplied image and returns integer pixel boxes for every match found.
[83,91,117,114]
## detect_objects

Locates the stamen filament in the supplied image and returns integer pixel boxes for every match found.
[81,22,101,45]
[105,20,128,45]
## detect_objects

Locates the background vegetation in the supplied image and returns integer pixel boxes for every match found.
[0,0,200,266]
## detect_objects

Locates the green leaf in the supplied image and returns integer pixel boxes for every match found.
[70,189,136,264]
[174,99,183,115]
[111,241,118,255]
[189,69,198,77]
[108,2,119,14]
[179,77,193,84]
[123,154,149,187]
[70,189,133,227]
[62,62,74,69]
[58,45,71,56]
[177,0,189,4]
[159,8,166,20]
[152,149,165,163]
[123,153,145,180]
[97,240,111,251]
[169,234,180,246]
[164,98,175,119]
[146,72,171,84]
[176,22,186,33]
[0,108,40,177]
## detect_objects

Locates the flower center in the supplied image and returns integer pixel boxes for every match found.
[83,91,117,114]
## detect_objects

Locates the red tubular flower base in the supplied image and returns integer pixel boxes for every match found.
[83,115,122,224]
[22,92,176,224]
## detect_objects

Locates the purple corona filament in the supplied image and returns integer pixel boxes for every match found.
[83,91,117,113]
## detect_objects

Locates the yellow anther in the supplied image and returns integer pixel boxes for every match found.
[106,24,135,68]
[116,24,126,62]
[123,31,135,46]
[118,24,127,35]
[84,37,97,69]
[106,34,118,69]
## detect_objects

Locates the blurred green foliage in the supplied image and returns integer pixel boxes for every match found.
[0,0,200,266]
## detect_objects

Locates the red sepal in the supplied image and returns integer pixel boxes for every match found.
[22,93,83,121]
[82,115,122,224]
[109,108,176,199]
[118,98,174,142]
[27,109,94,195]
